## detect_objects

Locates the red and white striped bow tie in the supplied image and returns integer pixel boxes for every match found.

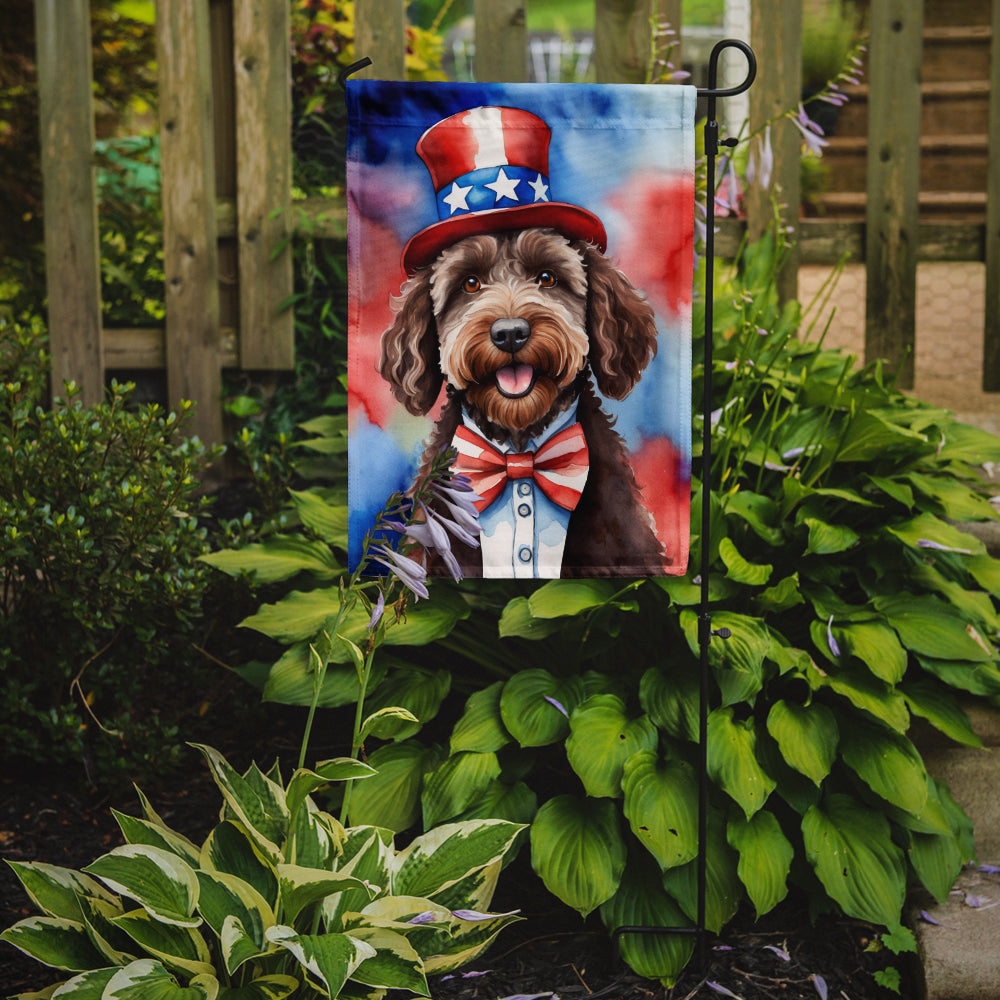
[451,423,590,513]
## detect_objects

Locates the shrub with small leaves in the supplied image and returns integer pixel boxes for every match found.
[0,317,220,783]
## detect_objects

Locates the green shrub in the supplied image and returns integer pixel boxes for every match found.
[1,743,524,998]
[0,317,221,784]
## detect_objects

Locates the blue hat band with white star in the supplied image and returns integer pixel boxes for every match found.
[436,165,551,221]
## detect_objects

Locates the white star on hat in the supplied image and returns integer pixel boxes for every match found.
[529,173,550,202]
[485,168,521,204]
[442,181,473,214]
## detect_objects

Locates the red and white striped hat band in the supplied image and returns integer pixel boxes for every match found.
[401,106,607,274]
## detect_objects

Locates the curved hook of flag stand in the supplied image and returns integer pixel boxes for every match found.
[612,38,756,973]
[339,39,758,975]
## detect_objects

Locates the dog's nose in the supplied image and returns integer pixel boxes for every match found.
[490,318,530,354]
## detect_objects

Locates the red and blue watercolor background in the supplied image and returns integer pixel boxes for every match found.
[346,80,695,576]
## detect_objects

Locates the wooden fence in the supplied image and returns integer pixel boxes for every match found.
[33,0,1000,445]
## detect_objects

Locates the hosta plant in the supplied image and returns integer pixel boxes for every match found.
[1,744,523,999]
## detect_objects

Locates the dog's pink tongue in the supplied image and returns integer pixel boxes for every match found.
[496,364,534,395]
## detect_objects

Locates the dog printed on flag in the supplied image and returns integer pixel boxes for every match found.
[347,81,695,579]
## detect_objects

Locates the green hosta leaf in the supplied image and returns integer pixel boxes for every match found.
[765,700,838,786]
[277,865,374,925]
[802,793,906,926]
[191,746,287,863]
[874,594,995,662]
[392,820,524,901]
[935,421,1000,464]
[4,862,118,922]
[835,621,907,684]
[808,661,910,732]
[265,926,375,997]
[639,664,699,742]
[453,779,538,827]
[359,706,421,742]
[707,707,776,818]
[499,670,584,747]
[450,682,511,754]
[901,680,982,748]
[565,695,658,798]
[599,853,694,987]
[839,718,929,817]
[910,562,1000,633]
[83,846,200,928]
[727,811,793,918]
[347,740,442,832]
[112,812,201,868]
[916,655,1000,697]
[261,643,385,709]
[345,926,428,994]
[885,512,985,557]
[906,472,998,522]
[0,916,107,971]
[111,908,214,978]
[755,573,804,614]
[195,871,273,974]
[621,751,698,871]
[803,517,859,556]
[661,810,741,933]
[724,490,784,545]
[530,795,626,917]
[362,667,451,740]
[200,822,278,910]
[497,596,564,639]
[967,553,1000,597]
[909,818,966,906]
[718,537,772,585]
[865,474,914,509]
[216,975,299,1000]
[288,489,348,545]
[680,610,770,706]
[421,751,502,828]
[103,959,218,999]
[527,579,619,617]
[835,409,927,463]
[200,535,341,584]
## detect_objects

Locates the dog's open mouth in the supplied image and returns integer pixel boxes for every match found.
[494,363,538,399]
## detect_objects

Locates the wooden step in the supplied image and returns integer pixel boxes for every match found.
[922,25,993,83]
[812,190,987,222]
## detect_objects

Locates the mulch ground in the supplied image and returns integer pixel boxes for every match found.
[1,739,914,1000]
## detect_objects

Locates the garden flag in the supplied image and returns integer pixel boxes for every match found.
[347,81,695,579]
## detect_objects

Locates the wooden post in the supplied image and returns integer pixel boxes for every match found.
[594,0,657,84]
[983,0,1000,390]
[233,0,294,369]
[864,0,923,389]
[34,0,104,405]
[474,0,527,82]
[746,0,801,305]
[354,0,406,80]
[157,0,223,444]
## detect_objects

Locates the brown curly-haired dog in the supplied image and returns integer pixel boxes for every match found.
[378,226,667,577]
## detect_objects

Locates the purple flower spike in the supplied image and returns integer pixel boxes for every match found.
[917,538,972,554]
[367,591,385,631]
[371,544,429,600]
[827,615,841,658]
[544,695,569,718]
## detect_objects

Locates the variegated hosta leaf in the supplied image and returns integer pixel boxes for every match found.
[285,760,375,824]
[423,859,501,916]
[110,908,214,979]
[214,975,299,1000]
[391,820,524,901]
[727,810,793,918]
[191,745,287,863]
[599,853,694,987]
[566,695,658,799]
[529,795,626,917]
[46,966,118,997]
[102,958,218,999]
[802,793,906,926]
[83,846,200,928]
[0,916,107,972]
[450,681,511,754]
[77,894,136,966]
[265,926,375,998]
[499,669,585,747]
[323,829,393,931]
[765,700,838,786]
[200,822,278,910]
[4,861,118,922]
[195,871,274,974]
[706,707,776,819]
[112,810,202,868]
[621,751,699,871]
[276,864,375,925]
[422,907,522,975]
[288,801,343,870]
[420,751,502,829]
[344,926,429,995]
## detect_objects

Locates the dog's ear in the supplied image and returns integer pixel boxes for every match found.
[377,269,443,416]
[582,245,658,400]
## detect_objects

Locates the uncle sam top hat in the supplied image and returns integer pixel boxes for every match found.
[401,106,608,275]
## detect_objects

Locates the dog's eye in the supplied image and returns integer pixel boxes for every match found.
[537,270,558,288]
[462,276,481,293]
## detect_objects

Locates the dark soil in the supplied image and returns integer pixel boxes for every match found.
[1,747,915,1000]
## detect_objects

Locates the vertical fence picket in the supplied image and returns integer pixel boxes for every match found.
[594,0,655,84]
[746,0,801,305]
[354,0,407,80]
[157,0,222,445]
[864,0,923,390]
[233,0,294,370]
[983,0,1000,390]
[474,0,527,82]
[34,0,103,405]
